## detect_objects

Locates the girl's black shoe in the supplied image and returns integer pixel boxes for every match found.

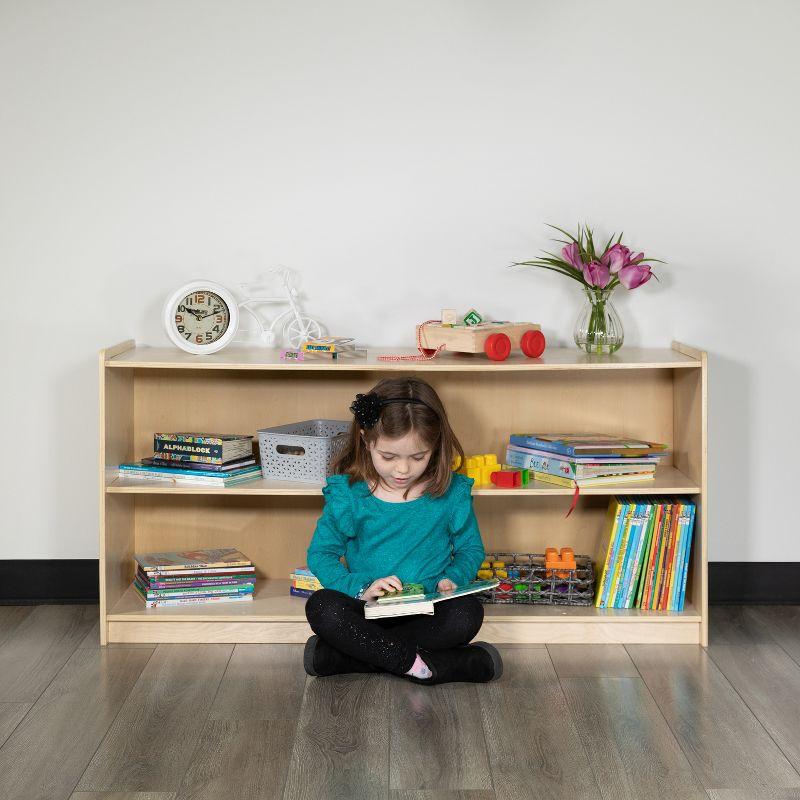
[407,641,503,685]
[304,635,381,677]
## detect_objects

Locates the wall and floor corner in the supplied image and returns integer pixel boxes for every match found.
[1,1,798,600]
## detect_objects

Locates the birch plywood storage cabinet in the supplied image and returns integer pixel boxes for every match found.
[99,341,707,646]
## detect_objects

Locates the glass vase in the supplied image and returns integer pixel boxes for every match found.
[573,287,624,354]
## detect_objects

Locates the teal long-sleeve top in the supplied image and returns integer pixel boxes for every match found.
[306,472,485,598]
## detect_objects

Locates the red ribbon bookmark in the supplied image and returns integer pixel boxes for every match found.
[565,486,580,518]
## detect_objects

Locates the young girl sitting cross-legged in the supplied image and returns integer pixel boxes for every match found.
[303,376,503,684]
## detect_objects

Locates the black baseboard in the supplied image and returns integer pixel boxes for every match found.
[708,562,800,605]
[0,560,99,604]
[1,560,798,605]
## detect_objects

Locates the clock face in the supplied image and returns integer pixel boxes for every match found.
[173,290,230,346]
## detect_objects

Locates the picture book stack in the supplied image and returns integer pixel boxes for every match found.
[118,432,261,487]
[595,497,696,610]
[289,567,322,598]
[505,433,667,488]
[133,548,256,607]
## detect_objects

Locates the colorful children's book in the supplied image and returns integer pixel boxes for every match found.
[376,583,426,604]
[594,498,626,607]
[505,446,658,479]
[677,503,696,610]
[364,580,498,619]
[531,471,655,488]
[509,434,668,458]
[136,548,252,572]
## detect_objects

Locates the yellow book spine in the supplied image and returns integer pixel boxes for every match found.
[532,471,575,487]
[607,502,635,608]
[291,577,323,590]
[595,499,624,607]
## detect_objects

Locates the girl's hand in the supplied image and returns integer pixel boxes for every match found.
[363,575,403,601]
[437,578,457,592]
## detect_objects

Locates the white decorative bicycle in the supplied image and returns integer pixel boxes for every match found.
[236,268,324,348]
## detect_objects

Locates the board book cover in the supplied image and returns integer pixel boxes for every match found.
[135,548,252,572]
[509,433,668,458]
[364,580,498,619]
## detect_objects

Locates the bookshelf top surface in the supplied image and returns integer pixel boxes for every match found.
[105,344,703,371]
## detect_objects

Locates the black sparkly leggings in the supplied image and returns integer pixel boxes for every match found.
[305,588,485,675]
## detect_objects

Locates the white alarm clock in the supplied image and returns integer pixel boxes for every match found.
[163,281,240,354]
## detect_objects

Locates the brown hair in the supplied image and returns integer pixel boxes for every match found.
[334,377,464,499]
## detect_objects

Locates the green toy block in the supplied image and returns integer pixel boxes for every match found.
[462,309,483,326]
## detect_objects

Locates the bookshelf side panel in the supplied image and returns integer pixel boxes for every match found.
[100,363,134,643]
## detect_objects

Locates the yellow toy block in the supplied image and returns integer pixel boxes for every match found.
[481,463,501,485]
[459,453,501,486]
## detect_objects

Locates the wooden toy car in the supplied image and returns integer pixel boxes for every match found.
[418,321,545,361]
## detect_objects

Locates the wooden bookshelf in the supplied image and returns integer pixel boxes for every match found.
[99,341,708,646]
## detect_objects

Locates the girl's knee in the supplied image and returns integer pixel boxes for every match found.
[304,588,338,625]
[439,595,484,640]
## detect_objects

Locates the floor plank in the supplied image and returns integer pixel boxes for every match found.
[0,605,98,702]
[708,606,777,645]
[743,607,800,666]
[0,702,32,747]
[707,644,800,774]
[547,644,639,678]
[627,645,800,791]
[560,676,706,799]
[479,647,603,800]
[75,644,233,793]
[209,644,307,721]
[390,681,492,792]
[0,606,33,648]
[707,790,800,799]
[391,792,496,799]
[70,794,177,800]
[176,719,297,800]
[282,673,390,800]
[0,647,152,800]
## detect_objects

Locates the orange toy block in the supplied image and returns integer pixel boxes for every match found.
[545,547,576,579]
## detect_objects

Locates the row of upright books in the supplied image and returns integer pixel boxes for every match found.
[505,433,667,488]
[119,432,261,487]
[595,497,695,610]
[289,567,322,597]
[134,548,256,607]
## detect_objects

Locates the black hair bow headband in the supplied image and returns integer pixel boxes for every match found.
[350,392,431,429]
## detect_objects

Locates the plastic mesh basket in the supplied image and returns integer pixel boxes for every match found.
[257,419,350,483]
[477,552,595,606]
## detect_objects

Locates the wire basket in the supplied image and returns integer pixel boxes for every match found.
[477,552,595,606]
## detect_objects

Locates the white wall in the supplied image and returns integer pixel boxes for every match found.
[2,0,798,561]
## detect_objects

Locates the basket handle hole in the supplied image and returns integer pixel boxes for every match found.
[276,444,306,456]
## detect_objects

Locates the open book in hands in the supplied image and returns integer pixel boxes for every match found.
[364,579,499,619]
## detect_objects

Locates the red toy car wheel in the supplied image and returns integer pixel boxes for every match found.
[484,333,511,361]
[520,329,546,358]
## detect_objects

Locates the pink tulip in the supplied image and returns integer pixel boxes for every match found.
[618,262,653,289]
[583,259,611,288]
[562,242,584,271]
[605,243,631,273]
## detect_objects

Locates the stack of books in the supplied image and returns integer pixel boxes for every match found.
[505,433,667,488]
[595,497,696,610]
[289,567,322,598]
[134,548,256,607]
[119,432,261,487]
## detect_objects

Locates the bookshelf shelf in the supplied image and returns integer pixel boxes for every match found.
[105,465,700,496]
[106,580,702,645]
[99,340,707,646]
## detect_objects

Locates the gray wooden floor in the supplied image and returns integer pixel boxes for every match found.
[1,606,800,799]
